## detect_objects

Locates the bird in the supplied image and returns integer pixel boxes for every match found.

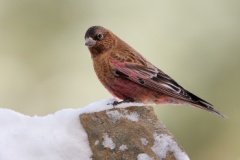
[84,26,224,118]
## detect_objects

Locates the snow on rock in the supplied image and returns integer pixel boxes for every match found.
[137,153,153,160]
[113,101,145,108]
[0,98,141,160]
[119,144,128,151]
[94,140,99,145]
[106,109,140,122]
[151,133,190,160]
[124,110,139,122]
[102,133,116,149]
[140,138,149,145]
[106,110,122,122]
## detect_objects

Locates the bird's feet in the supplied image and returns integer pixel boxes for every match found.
[107,98,133,108]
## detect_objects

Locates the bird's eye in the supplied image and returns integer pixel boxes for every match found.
[97,33,103,40]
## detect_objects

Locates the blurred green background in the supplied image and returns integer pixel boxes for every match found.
[0,0,239,159]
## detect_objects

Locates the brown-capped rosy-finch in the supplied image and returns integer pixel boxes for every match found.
[84,26,224,117]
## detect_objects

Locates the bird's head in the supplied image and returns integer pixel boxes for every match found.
[84,26,117,56]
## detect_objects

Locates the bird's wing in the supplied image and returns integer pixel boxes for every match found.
[110,57,226,118]
[110,58,209,105]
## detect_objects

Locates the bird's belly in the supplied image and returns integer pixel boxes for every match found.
[105,77,156,103]
[105,77,185,105]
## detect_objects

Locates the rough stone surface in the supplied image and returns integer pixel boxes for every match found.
[80,106,187,160]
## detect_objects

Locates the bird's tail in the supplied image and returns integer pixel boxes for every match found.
[192,100,225,118]
[186,91,226,118]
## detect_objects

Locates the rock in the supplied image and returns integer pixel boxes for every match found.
[80,106,189,160]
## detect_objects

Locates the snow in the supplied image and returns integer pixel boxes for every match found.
[106,110,122,122]
[0,109,92,160]
[0,98,141,160]
[102,133,116,149]
[137,153,153,160]
[151,133,190,160]
[94,140,99,145]
[112,101,145,108]
[119,144,128,151]
[106,109,140,122]
[124,111,139,122]
[0,98,190,160]
[140,138,149,145]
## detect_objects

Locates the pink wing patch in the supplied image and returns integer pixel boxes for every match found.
[110,58,188,100]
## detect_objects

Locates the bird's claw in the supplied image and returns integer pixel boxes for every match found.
[107,98,133,109]
[107,101,119,108]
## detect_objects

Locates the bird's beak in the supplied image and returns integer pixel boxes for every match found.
[85,37,96,47]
